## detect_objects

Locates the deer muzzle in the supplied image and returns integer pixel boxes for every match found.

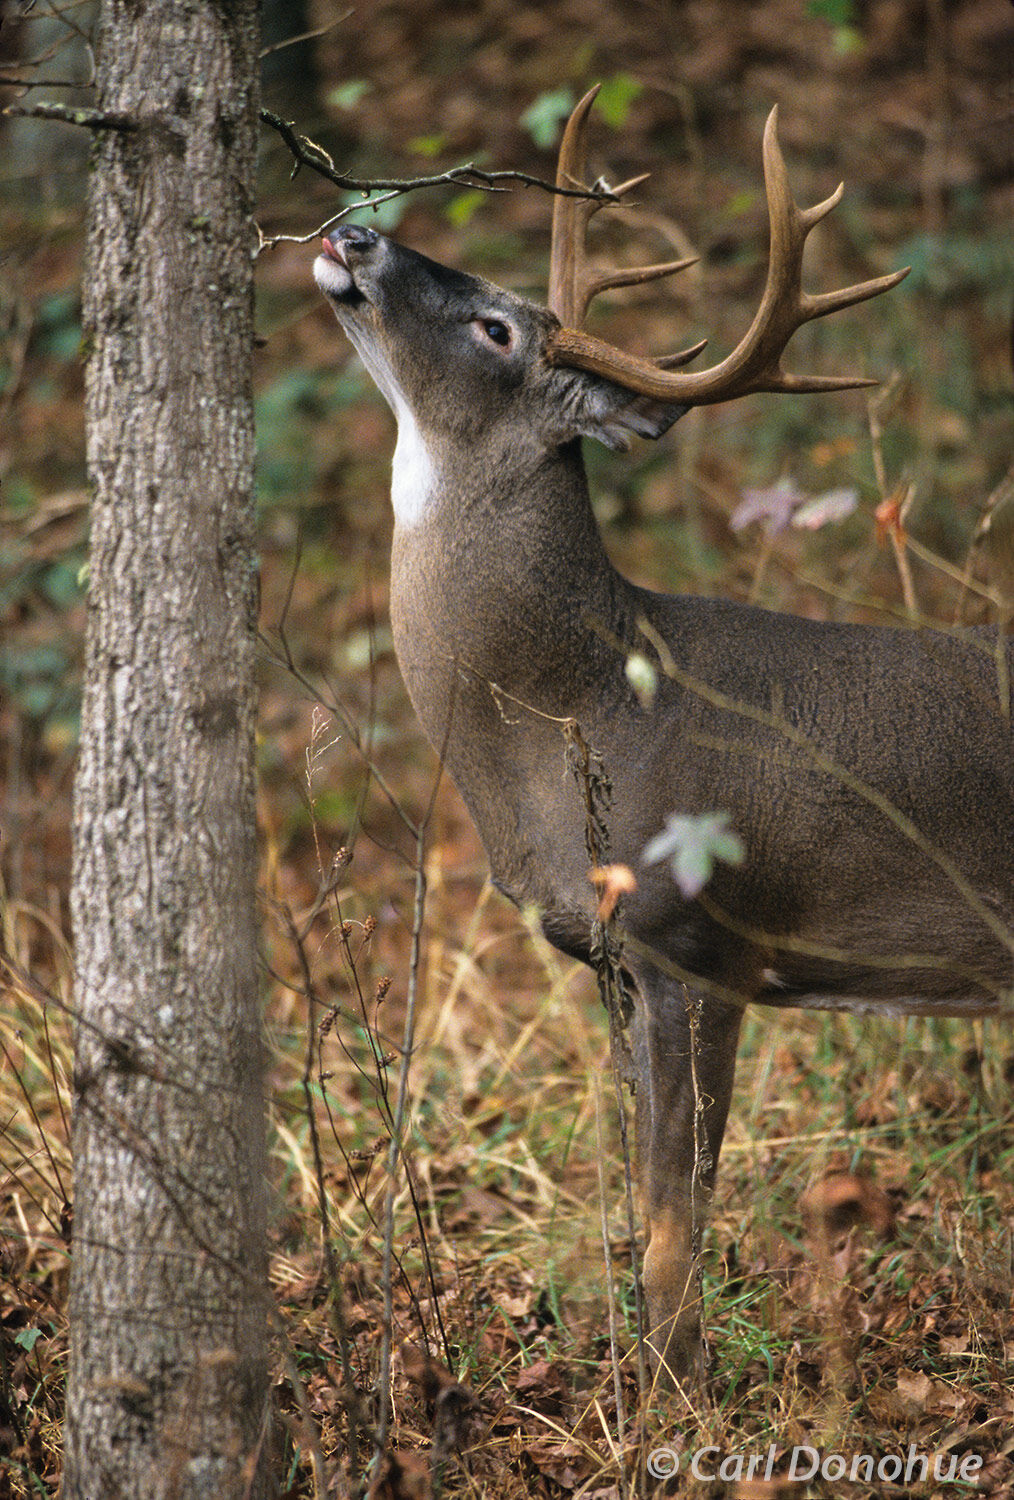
[314,223,381,306]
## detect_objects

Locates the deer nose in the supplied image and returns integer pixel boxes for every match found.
[324,224,379,261]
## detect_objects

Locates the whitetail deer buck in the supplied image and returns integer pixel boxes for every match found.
[314,92,1013,1387]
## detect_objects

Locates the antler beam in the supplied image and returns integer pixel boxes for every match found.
[548,85,698,329]
[546,102,909,405]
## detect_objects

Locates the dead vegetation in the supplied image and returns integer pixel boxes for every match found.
[2,1,1013,1495]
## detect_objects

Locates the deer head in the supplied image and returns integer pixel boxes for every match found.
[315,90,907,495]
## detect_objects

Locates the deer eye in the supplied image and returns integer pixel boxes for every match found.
[476,318,513,350]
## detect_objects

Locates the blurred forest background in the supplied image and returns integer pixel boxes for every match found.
[1,1,1012,1495]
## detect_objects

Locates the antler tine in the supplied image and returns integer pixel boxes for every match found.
[548,86,699,327]
[575,255,699,325]
[751,106,910,390]
[546,104,910,405]
[548,86,601,326]
[655,339,709,370]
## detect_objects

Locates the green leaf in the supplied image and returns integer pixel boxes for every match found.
[338,191,407,234]
[15,1326,42,1353]
[520,88,575,150]
[1,642,69,686]
[806,0,855,23]
[831,26,864,54]
[408,132,448,159]
[724,188,759,220]
[327,80,372,111]
[41,556,86,608]
[0,476,36,515]
[36,291,82,362]
[643,811,745,900]
[444,190,486,229]
[306,788,359,828]
[595,74,643,130]
[806,0,863,52]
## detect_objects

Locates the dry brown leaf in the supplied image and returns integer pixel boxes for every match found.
[524,1438,591,1490]
[800,1170,895,1238]
[367,1449,432,1500]
[940,1330,972,1356]
[895,1367,934,1410]
[514,1357,569,1415]
[399,1343,482,1456]
[588,863,636,921]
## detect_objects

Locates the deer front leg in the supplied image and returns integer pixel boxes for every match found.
[631,981,743,1389]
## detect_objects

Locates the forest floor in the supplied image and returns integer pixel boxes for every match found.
[2,1,1013,1495]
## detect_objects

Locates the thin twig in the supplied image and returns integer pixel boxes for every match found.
[567,723,648,1485]
[41,1006,71,1169]
[376,737,446,1456]
[376,822,428,1453]
[0,1144,64,1239]
[0,76,85,87]
[868,376,919,618]
[1,0,95,87]
[594,1080,631,1499]
[685,988,710,1379]
[260,629,421,843]
[277,1336,330,1499]
[259,12,350,60]
[274,892,363,1482]
[0,1034,68,1205]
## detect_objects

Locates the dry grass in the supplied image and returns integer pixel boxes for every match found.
[3,6,1013,1489]
[4,756,1012,1498]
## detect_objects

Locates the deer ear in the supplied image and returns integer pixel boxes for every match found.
[566,376,688,452]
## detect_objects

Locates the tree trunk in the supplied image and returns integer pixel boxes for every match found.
[64,4,269,1497]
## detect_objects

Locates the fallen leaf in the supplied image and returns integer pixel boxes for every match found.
[896,1368,933,1410]
[940,1330,971,1356]
[367,1449,432,1500]
[514,1357,569,1415]
[800,1171,895,1238]
[400,1344,482,1456]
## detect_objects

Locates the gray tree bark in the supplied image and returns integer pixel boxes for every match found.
[64,4,270,1497]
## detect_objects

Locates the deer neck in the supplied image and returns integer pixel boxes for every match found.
[389,437,633,911]
[390,437,627,717]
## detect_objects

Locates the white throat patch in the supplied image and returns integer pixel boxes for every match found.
[338,335,435,529]
[390,398,435,529]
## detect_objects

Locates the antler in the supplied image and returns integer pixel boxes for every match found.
[548,86,700,339]
[545,101,909,405]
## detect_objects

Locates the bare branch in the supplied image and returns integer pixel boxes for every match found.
[1,99,136,131]
[259,11,351,59]
[0,77,85,88]
[258,106,628,204]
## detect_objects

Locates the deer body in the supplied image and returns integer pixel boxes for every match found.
[314,116,1012,1384]
[391,430,1012,1010]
